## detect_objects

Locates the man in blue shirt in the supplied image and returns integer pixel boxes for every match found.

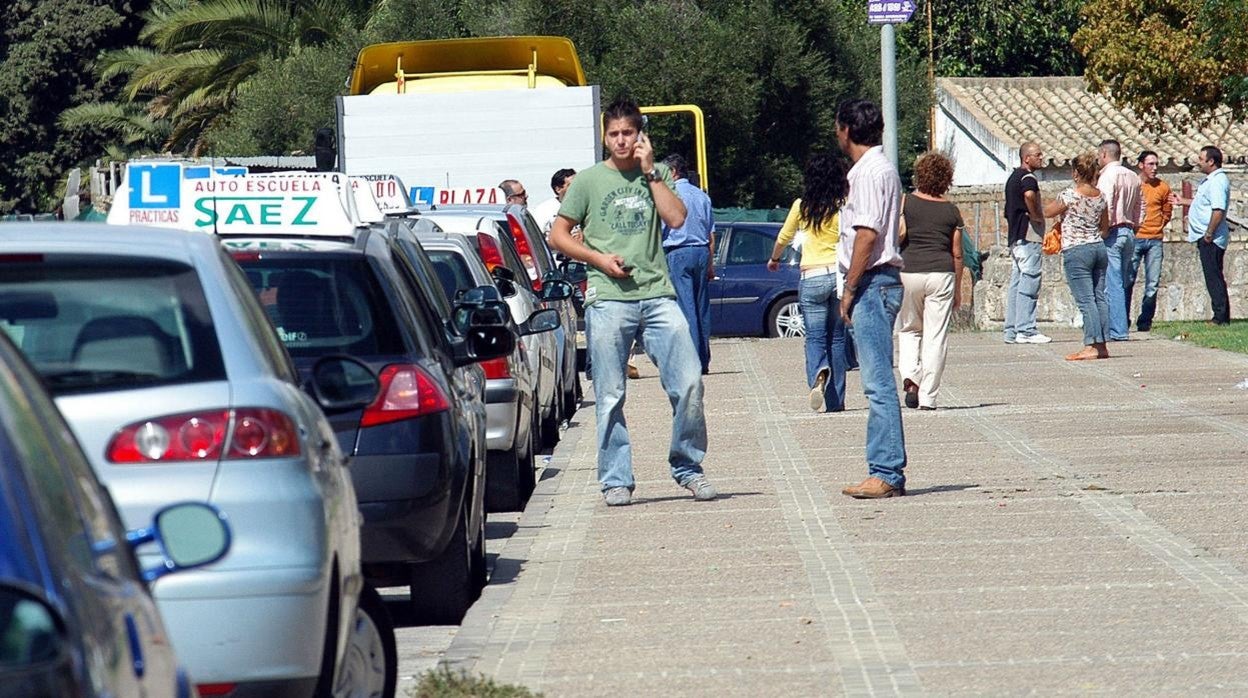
[1172,145,1232,325]
[661,154,716,374]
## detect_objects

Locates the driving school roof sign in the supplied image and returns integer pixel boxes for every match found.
[867,0,915,24]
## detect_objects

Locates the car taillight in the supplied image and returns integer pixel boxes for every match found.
[505,213,542,291]
[105,409,301,463]
[480,356,511,379]
[197,684,236,697]
[360,364,451,427]
[475,232,506,272]
[0,253,43,263]
[229,251,261,262]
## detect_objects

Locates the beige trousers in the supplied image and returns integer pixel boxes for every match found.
[897,271,955,408]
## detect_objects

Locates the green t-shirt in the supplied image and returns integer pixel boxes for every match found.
[557,161,677,305]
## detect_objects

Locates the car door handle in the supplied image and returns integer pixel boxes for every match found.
[124,613,145,678]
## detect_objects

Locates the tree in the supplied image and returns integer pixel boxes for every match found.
[1074,0,1248,129]
[0,0,147,213]
[915,0,1085,78]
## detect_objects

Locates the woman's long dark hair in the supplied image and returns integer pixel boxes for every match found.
[799,152,850,233]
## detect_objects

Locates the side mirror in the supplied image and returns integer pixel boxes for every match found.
[520,308,560,335]
[0,585,67,669]
[490,265,517,282]
[127,502,231,582]
[457,284,502,305]
[493,277,517,298]
[308,356,380,411]
[560,261,589,284]
[540,279,574,302]
[453,325,516,366]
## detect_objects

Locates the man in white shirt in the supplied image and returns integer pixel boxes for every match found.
[835,98,908,500]
[532,168,577,235]
[1096,139,1142,341]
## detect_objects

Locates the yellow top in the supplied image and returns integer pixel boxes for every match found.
[350,36,587,95]
[776,199,839,268]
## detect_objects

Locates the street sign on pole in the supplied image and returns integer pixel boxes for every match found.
[868,0,916,25]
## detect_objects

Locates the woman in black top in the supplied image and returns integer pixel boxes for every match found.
[897,152,965,410]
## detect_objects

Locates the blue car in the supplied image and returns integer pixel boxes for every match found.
[0,331,230,697]
[710,222,804,337]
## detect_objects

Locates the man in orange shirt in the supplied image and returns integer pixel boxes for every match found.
[1127,150,1172,332]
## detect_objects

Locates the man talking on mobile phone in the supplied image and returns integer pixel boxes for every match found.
[547,96,717,507]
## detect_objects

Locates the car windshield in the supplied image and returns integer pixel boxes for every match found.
[236,255,407,359]
[0,256,225,395]
[426,249,475,300]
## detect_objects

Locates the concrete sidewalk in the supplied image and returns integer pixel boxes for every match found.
[440,330,1248,696]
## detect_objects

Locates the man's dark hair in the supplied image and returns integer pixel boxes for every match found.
[1202,145,1223,168]
[603,96,643,130]
[1137,149,1158,164]
[550,168,576,192]
[836,99,884,147]
[661,154,689,179]
[1099,139,1122,160]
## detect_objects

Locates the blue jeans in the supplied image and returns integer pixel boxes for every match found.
[586,298,707,491]
[1126,237,1163,331]
[847,266,907,488]
[1103,226,1135,340]
[1003,241,1042,340]
[798,273,846,411]
[1062,242,1109,346]
[665,245,712,373]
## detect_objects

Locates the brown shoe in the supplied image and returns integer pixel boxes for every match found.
[841,477,904,499]
[627,363,640,380]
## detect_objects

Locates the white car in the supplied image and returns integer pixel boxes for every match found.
[0,223,395,697]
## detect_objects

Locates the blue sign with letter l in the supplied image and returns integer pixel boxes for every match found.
[128,163,182,209]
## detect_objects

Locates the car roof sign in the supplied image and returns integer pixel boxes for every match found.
[355,174,417,215]
[348,176,389,223]
[411,185,508,210]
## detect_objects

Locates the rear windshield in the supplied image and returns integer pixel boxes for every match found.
[0,256,225,395]
[236,255,407,359]
[426,249,475,300]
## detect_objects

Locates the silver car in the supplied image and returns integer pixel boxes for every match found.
[0,223,395,697]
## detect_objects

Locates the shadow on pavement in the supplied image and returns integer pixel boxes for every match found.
[629,491,766,505]
[903,483,979,496]
[487,520,517,540]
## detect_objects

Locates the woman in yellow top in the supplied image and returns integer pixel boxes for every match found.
[767,152,850,412]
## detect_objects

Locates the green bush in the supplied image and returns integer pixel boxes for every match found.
[412,667,541,698]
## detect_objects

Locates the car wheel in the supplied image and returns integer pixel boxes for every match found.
[767,296,804,338]
[539,395,560,449]
[560,374,580,422]
[518,411,537,501]
[333,585,397,698]
[408,501,480,625]
[485,446,524,513]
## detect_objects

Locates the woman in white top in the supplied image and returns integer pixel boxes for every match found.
[1043,152,1110,361]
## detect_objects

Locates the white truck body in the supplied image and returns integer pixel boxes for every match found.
[335,86,601,206]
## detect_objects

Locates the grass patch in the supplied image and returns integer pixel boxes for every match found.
[411,667,542,698]
[1151,320,1248,355]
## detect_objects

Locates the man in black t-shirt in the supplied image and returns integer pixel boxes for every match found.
[1002,142,1051,344]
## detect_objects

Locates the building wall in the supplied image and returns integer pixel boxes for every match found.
[934,106,1012,187]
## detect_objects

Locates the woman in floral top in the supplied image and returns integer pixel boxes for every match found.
[1044,152,1110,360]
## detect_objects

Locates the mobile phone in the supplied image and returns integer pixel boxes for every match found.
[620,264,635,273]
[640,114,649,132]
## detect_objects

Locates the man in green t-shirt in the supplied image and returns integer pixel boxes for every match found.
[548,96,717,507]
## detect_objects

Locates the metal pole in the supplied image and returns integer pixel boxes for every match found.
[881,23,898,168]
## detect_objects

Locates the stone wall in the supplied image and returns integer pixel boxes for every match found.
[973,240,1248,328]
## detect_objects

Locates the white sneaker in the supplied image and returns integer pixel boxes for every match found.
[1016,333,1052,344]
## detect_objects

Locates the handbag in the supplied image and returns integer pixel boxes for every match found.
[1042,220,1062,255]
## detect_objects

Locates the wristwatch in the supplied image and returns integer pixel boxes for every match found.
[644,168,662,183]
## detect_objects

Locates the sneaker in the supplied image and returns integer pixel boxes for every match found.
[809,367,829,412]
[1003,335,1016,344]
[1015,332,1052,344]
[681,475,718,501]
[603,487,632,506]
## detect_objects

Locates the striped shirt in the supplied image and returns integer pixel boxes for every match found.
[1096,161,1142,230]
[838,146,903,274]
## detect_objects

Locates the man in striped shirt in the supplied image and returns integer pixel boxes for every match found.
[836,98,908,499]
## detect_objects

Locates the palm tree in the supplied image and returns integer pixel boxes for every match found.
[70,0,375,154]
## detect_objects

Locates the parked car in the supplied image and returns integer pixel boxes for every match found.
[426,204,582,431]
[0,223,395,697]
[418,210,563,445]
[227,224,514,625]
[401,226,565,511]
[0,330,231,698]
[710,222,804,337]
